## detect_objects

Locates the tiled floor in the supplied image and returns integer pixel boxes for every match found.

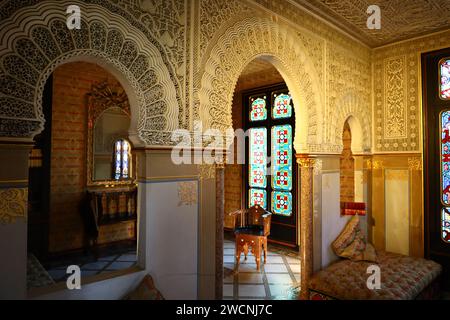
[46,249,137,283]
[223,239,300,300]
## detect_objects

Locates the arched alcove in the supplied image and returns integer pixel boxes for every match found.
[0,0,179,146]
[198,17,324,154]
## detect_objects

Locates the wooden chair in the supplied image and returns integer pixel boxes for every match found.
[228,205,272,271]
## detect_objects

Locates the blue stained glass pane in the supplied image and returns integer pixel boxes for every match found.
[271,191,292,216]
[249,188,267,209]
[440,59,450,100]
[250,97,267,121]
[271,125,292,191]
[272,93,292,119]
[249,128,267,188]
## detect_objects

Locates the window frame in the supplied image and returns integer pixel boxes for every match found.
[243,83,297,222]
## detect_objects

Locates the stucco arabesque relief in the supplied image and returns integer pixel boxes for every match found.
[0,0,185,146]
[196,0,372,155]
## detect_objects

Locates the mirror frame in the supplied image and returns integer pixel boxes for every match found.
[86,81,135,187]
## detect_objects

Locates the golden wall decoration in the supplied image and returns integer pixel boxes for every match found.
[374,29,450,152]
[0,187,27,224]
[297,157,316,168]
[198,164,216,180]
[408,157,422,171]
[384,56,407,139]
[177,181,198,207]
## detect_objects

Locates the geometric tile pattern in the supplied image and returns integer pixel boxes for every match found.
[46,250,136,283]
[223,240,300,300]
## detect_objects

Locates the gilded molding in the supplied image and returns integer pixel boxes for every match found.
[0,188,28,224]
[198,164,216,180]
[366,159,385,170]
[408,157,422,171]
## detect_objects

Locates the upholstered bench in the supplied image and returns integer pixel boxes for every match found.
[309,251,442,300]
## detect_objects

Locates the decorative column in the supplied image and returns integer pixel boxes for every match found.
[0,142,32,299]
[215,162,225,300]
[297,156,315,300]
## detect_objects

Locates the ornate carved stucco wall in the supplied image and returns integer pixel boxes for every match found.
[370,30,450,257]
[0,0,185,146]
[0,0,373,153]
[373,29,450,153]
[196,0,373,154]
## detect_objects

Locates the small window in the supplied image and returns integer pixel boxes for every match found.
[113,139,131,180]
[440,58,450,100]
[250,97,267,121]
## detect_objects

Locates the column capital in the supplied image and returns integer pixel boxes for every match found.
[295,154,316,168]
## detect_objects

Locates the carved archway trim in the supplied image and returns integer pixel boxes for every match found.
[0,0,179,146]
[332,91,372,154]
[198,17,324,153]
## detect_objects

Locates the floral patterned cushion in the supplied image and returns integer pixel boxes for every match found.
[309,251,442,300]
[332,215,378,262]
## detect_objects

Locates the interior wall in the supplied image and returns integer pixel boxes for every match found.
[136,149,215,300]
[370,31,450,258]
[49,62,133,253]
[371,154,422,257]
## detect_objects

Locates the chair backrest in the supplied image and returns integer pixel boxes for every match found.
[245,205,272,236]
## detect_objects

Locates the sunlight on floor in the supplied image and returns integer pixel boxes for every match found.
[223,239,300,300]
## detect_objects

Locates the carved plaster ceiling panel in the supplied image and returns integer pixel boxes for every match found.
[293,0,450,47]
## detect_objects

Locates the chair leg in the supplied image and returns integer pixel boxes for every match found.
[235,243,241,271]
[255,245,261,271]
[243,243,248,261]
[264,238,267,264]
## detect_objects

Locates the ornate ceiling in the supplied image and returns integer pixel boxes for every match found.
[293,0,450,47]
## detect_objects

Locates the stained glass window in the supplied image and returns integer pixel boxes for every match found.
[245,86,295,219]
[271,125,293,215]
[249,188,267,209]
[271,191,292,216]
[440,59,450,100]
[113,139,131,180]
[441,111,450,242]
[272,125,293,192]
[250,97,267,121]
[441,111,450,205]
[249,128,267,188]
[272,93,292,119]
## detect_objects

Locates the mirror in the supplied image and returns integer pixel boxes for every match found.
[93,107,131,181]
[86,81,134,185]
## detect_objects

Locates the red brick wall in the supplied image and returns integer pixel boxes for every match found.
[49,62,134,253]
[340,121,355,202]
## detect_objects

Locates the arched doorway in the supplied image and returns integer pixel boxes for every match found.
[0,1,179,298]
[222,57,301,300]
[27,61,139,289]
[198,15,326,299]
